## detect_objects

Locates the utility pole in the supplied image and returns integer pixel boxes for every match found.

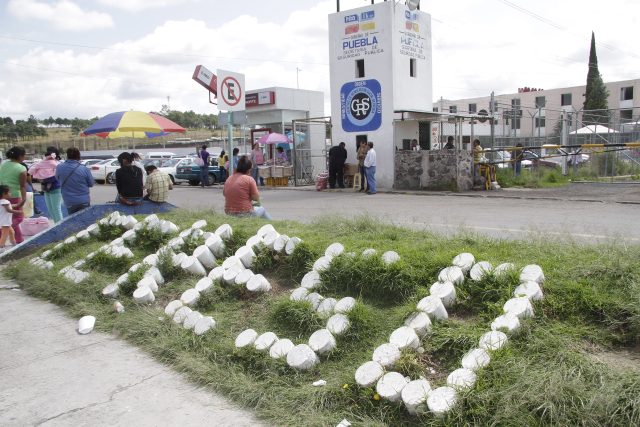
[561,110,568,176]
[489,91,495,150]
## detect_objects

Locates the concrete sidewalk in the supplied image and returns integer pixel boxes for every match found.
[0,282,266,427]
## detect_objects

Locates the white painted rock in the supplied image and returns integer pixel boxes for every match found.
[87,223,100,236]
[285,237,302,255]
[222,265,243,285]
[262,230,280,250]
[143,213,158,223]
[452,252,475,273]
[145,267,165,286]
[308,329,336,354]
[362,248,377,257]
[325,242,344,257]
[76,229,90,240]
[301,270,321,290]
[180,288,201,306]
[181,256,207,277]
[404,311,432,336]
[389,326,420,350]
[168,236,184,250]
[164,300,183,317]
[122,229,136,242]
[304,292,324,310]
[402,379,431,415]
[235,269,254,286]
[503,297,534,319]
[192,219,207,229]
[355,360,385,387]
[110,237,125,247]
[172,252,187,267]
[235,245,256,268]
[179,228,194,239]
[479,330,508,351]
[183,311,203,330]
[214,223,233,240]
[286,344,319,370]
[235,329,258,348]
[208,266,225,282]
[143,254,158,266]
[372,343,401,368]
[376,372,409,402]
[116,273,129,285]
[491,314,521,333]
[41,249,52,259]
[461,348,491,371]
[514,281,544,301]
[113,301,125,313]
[72,259,86,269]
[172,306,192,324]
[312,255,332,272]
[246,274,271,292]
[316,297,337,319]
[438,266,465,285]
[334,297,356,314]
[64,236,77,245]
[470,261,493,281]
[418,295,449,321]
[447,368,477,390]
[381,250,400,265]
[65,269,90,284]
[429,281,457,307]
[257,223,276,238]
[494,262,515,276]
[137,276,158,293]
[290,287,309,302]
[78,316,96,334]
[246,235,264,250]
[255,332,279,351]
[520,264,545,284]
[269,338,295,359]
[133,286,155,304]
[101,283,119,298]
[326,313,350,336]
[222,255,244,271]
[195,277,214,294]
[193,245,216,269]
[42,261,54,270]
[427,386,457,416]
[273,235,290,253]
[194,316,216,335]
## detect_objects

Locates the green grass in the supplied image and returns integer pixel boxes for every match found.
[4,212,640,426]
[497,167,571,188]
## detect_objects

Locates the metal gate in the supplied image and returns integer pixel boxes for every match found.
[291,116,332,186]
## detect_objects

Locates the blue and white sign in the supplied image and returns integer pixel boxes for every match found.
[340,79,382,132]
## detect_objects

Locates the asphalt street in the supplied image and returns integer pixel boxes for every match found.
[91,182,640,243]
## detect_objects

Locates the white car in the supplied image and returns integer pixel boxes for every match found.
[142,158,191,184]
[90,158,120,184]
[80,158,104,167]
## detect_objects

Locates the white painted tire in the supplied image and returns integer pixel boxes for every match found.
[372,343,401,368]
[417,295,448,321]
[254,332,278,351]
[376,372,409,402]
[355,360,384,387]
[427,386,457,416]
[469,261,493,281]
[269,338,294,359]
[180,288,201,306]
[326,313,350,336]
[438,266,465,285]
[461,348,491,371]
[308,329,336,354]
[334,296,356,314]
[447,368,477,390]
[429,281,457,307]
[286,344,319,370]
[235,329,258,348]
[402,379,431,415]
[389,326,420,350]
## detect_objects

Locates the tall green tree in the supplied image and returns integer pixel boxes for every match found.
[582,32,609,126]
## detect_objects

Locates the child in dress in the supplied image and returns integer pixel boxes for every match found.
[0,185,21,250]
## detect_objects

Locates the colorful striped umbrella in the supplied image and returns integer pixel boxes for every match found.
[81,111,185,137]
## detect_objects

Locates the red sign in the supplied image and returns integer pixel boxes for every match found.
[221,76,242,107]
[245,91,275,108]
[192,65,217,95]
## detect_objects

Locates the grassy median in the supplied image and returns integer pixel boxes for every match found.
[4,211,640,426]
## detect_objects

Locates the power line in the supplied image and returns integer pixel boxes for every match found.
[0,34,330,66]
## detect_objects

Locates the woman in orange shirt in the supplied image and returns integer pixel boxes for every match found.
[223,156,272,220]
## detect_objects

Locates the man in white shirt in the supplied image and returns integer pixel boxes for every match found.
[363,142,377,194]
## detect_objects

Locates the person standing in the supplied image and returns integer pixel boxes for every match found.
[29,146,63,223]
[250,143,265,186]
[328,142,347,189]
[364,142,377,195]
[198,145,210,187]
[218,150,227,181]
[444,136,455,149]
[275,146,288,165]
[56,147,94,214]
[232,147,240,173]
[223,156,272,219]
[356,140,369,192]
[0,146,27,243]
[115,152,144,205]
[0,185,21,250]
[144,165,173,203]
[513,143,524,177]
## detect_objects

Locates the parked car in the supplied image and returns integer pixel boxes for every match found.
[90,158,121,184]
[80,158,105,167]
[142,157,191,184]
[176,159,224,186]
[520,151,558,169]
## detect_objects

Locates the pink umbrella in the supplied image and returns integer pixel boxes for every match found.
[256,132,292,144]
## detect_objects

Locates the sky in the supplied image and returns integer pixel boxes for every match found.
[1,0,639,120]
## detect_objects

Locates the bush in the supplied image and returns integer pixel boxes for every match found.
[85,251,132,275]
[97,223,123,241]
[133,224,169,252]
[268,298,323,336]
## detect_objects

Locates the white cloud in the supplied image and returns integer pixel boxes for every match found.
[7,0,113,31]
[97,0,196,12]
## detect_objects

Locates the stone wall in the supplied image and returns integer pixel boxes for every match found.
[394,150,473,191]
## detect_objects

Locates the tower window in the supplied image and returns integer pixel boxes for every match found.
[356,59,365,78]
[409,58,417,77]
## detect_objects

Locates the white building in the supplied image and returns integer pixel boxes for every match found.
[434,79,640,139]
[329,0,435,188]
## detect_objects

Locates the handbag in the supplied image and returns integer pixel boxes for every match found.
[41,176,59,192]
[195,157,204,166]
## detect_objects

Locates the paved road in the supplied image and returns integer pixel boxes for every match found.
[91,182,640,242]
[0,283,265,427]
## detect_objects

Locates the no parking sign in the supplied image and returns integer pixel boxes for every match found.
[217,69,245,112]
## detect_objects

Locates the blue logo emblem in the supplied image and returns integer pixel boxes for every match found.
[340,79,382,132]
[344,14,358,23]
[360,11,375,21]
